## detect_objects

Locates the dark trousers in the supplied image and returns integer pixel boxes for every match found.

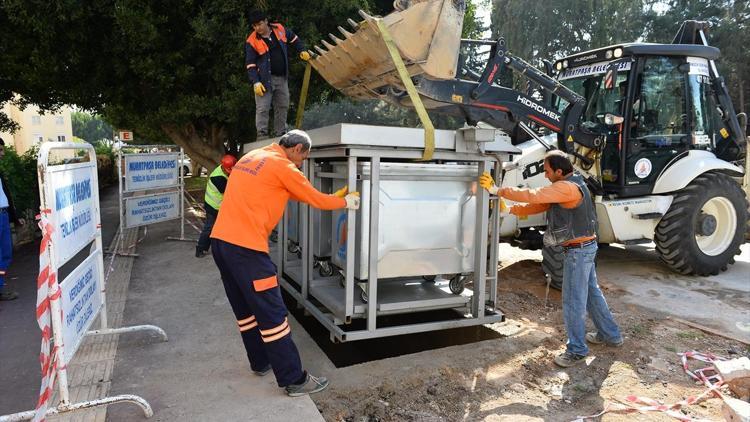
[211,238,304,387]
[0,210,11,289]
[197,210,217,252]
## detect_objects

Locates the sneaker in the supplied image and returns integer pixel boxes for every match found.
[252,364,272,376]
[0,290,18,301]
[285,373,329,397]
[195,247,207,258]
[554,351,586,368]
[586,332,624,347]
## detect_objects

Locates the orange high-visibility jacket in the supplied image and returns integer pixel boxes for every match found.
[211,143,345,253]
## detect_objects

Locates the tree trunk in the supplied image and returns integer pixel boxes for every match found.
[161,122,225,171]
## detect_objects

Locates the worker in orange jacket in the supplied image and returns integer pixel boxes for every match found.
[479,150,622,368]
[211,129,359,396]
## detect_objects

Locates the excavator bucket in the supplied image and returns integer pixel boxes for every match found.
[309,0,465,100]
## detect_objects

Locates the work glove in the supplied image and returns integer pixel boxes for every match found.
[344,192,360,210]
[253,82,266,97]
[333,185,348,198]
[300,51,311,61]
[478,171,499,195]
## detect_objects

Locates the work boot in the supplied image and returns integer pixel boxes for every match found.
[554,351,585,368]
[0,290,19,301]
[285,372,329,397]
[195,247,207,258]
[585,332,624,347]
[252,364,272,376]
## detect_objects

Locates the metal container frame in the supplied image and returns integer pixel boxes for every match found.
[270,142,507,342]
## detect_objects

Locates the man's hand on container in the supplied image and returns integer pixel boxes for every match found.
[344,192,360,210]
[479,171,499,195]
[300,51,311,61]
[333,185,348,198]
[254,82,266,96]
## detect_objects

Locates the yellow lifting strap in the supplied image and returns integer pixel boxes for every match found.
[295,62,313,129]
[375,19,435,161]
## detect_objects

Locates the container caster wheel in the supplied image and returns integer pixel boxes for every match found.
[318,261,334,277]
[449,274,464,295]
[360,289,368,303]
[287,241,300,254]
[270,231,278,243]
[422,275,436,282]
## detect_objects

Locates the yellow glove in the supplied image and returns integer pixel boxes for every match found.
[344,192,360,210]
[300,51,311,61]
[253,82,266,97]
[478,171,499,195]
[333,185,348,198]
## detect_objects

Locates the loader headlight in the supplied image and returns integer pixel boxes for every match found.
[555,61,563,71]
[605,50,613,59]
[613,48,623,58]
[562,60,568,68]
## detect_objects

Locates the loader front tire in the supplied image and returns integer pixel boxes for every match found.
[541,245,564,290]
[654,172,748,276]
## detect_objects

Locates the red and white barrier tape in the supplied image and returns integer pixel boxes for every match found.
[574,351,729,422]
[33,210,61,422]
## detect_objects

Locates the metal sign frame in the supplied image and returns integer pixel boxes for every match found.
[0,142,167,422]
[115,145,192,255]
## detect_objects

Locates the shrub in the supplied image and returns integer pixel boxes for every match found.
[0,145,39,216]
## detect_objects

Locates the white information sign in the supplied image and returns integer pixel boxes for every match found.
[125,191,180,228]
[60,251,103,364]
[123,153,180,192]
[47,165,98,267]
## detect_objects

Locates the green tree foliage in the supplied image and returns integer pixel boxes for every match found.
[71,112,114,144]
[490,0,647,64]
[0,0,372,170]
[0,146,39,214]
[643,0,749,114]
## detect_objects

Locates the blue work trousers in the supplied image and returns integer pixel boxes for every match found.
[0,211,11,289]
[211,238,304,387]
[562,242,622,356]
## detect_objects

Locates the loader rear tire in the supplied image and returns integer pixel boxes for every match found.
[654,172,748,276]
[541,245,564,290]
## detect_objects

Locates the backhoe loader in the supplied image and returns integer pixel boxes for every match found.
[307,0,749,288]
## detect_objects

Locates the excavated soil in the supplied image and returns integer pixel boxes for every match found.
[311,258,748,422]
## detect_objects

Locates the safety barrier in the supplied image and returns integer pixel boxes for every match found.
[0,142,167,422]
[115,145,193,256]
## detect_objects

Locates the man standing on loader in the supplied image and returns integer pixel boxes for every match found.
[245,10,310,139]
[479,150,623,367]
[210,130,359,396]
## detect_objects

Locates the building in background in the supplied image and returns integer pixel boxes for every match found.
[0,102,74,154]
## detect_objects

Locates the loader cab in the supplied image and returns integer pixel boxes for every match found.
[552,44,731,198]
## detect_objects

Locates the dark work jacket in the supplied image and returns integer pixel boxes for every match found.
[244,23,304,86]
[0,173,20,224]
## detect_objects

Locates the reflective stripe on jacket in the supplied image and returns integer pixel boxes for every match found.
[205,166,228,212]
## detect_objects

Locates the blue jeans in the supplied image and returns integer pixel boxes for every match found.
[197,210,217,252]
[562,242,621,356]
[0,211,11,289]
